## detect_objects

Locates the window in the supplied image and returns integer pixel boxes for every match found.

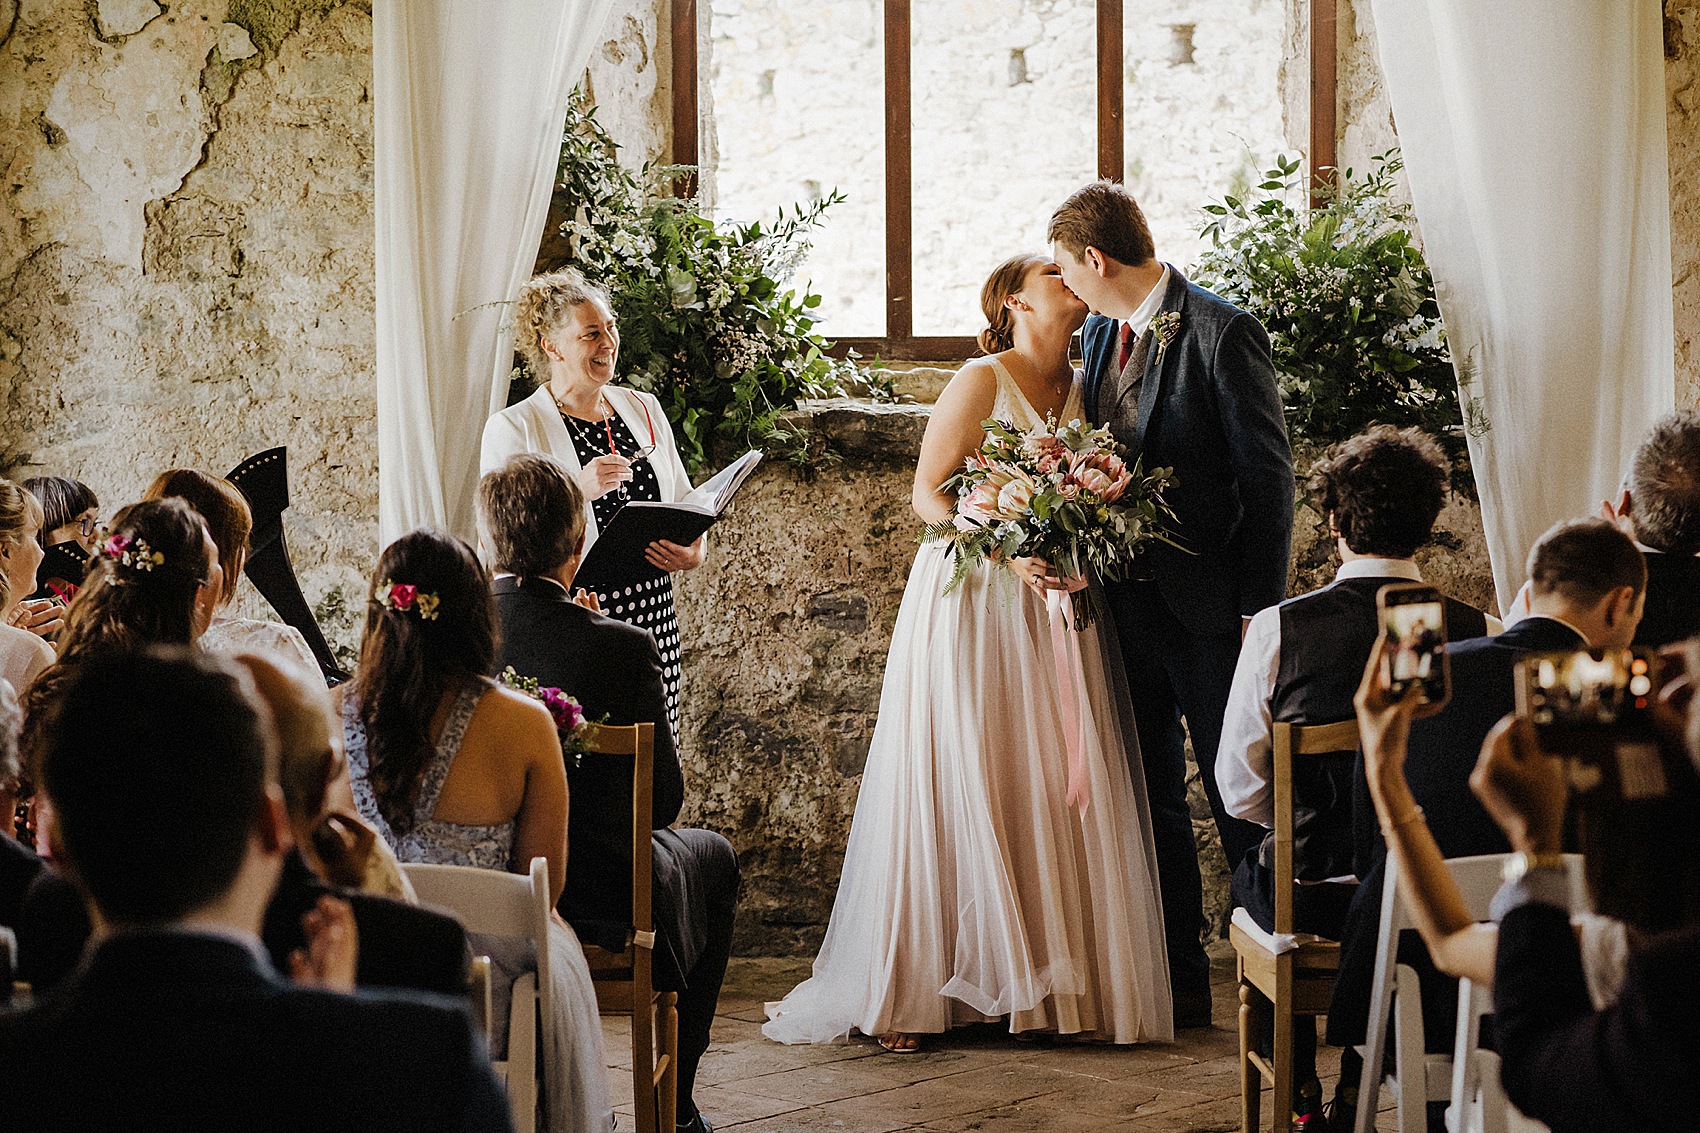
[676,0,1337,361]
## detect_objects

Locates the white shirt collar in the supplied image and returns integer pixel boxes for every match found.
[1123,264,1172,339]
[1336,558,1424,583]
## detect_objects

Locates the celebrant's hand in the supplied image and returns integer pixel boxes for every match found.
[573,587,602,613]
[577,454,633,501]
[645,536,705,573]
[1011,555,1069,592]
[7,597,64,640]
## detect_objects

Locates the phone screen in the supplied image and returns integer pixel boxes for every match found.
[1381,590,1447,703]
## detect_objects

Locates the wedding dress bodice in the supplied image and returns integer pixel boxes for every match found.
[988,355,1085,435]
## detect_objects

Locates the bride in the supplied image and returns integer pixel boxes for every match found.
[763,254,1172,1050]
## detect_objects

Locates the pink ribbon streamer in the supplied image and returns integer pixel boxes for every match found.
[1045,588,1091,816]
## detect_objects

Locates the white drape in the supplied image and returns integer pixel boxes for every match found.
[375,0,616,544]
[1369,0,1675,611]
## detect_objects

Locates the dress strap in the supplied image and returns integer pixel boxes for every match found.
[412,680,490,827]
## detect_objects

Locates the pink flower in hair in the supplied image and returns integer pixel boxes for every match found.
[388,583,418,611]
[104,534,132,557]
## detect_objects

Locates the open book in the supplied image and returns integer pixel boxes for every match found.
[577,450,763,586]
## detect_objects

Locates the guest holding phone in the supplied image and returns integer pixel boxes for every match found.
[481,268,703,744]
[21,476,99,610]
[1216,426,1491,1128]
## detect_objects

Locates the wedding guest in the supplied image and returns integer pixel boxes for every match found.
[143,468,318,673]
[21,474,98,605]
[481,268,704,746]
[1049,181,1295,1027]
[0,648,513,1132]
[0,680,43,927]
[1328,519,1647,1111]
[1354,637,1700,1132]
[480,453,738,1133]
[0,480,54,691]
[340,529,611,1133]
[1216,425,1491,1128]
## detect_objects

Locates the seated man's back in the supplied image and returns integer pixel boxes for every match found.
[0,930,508,1133]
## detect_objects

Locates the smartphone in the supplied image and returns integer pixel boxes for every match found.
[1514,650,1654,730]
[1377,583,1450,706]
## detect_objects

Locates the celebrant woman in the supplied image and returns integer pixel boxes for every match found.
[481,269,703,741]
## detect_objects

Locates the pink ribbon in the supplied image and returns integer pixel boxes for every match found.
[1045,588,1091,816]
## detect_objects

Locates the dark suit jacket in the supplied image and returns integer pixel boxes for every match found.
[1082,266,1295,632]
[17,850,472,997]
[0,930,511,1133]
[0,832,43,928]
[492,576,684,940]
[1495,904,1700,1132]
[1634,550,1700,649]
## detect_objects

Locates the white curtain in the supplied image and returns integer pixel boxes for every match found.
[1369,0,1675,611]
[375,0,616,544]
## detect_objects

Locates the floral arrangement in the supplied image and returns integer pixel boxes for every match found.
[97,532,164,572]
[499,666,604,766]
[1192,153,1480,474]
[373,580,440,621]
[533,92,886,472]
[923,418,1182,630]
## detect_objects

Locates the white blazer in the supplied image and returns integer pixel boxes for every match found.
[480,383,694,555]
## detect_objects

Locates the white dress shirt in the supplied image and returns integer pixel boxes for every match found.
[1216,557,1425,831]
[1122,264,1171,343]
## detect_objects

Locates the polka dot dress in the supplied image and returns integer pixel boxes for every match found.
[562,409,684,744]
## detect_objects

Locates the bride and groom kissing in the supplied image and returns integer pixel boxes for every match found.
[765,180,1295,1049]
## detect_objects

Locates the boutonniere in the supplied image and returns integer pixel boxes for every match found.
[1150,311,1181,364]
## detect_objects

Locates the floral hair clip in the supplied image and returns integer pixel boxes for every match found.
[97,531,165,572]
[374,579,441,621]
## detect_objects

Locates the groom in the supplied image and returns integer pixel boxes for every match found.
[1048,181,1294,1026]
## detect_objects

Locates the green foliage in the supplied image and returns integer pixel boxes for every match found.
[1193,153,1482,461]
[541,93,873,472]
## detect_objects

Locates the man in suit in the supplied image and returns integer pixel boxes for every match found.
[1046,180,1295,1025]
[1328,519,1646,1128]
[1471,696,1700,1132]
[0,648,511,1132]
[1217,426,1490,1128]
[480,453,737,1133]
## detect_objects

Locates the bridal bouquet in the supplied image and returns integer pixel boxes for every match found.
[924,418,1182,630]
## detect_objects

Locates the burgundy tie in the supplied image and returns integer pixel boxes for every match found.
[1117,321,1135,371]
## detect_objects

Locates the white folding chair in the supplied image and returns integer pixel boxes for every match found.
[403,857,554,1133]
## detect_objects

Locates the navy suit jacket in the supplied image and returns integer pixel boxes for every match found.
[1082,266,1294,633]
[0,930,511,1132]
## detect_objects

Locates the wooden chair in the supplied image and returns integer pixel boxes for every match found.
[402,856,553,1133]
[1231,718,1358,1133]
[577,722,680,1133]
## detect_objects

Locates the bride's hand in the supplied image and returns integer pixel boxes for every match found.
[1010,555,1070,592]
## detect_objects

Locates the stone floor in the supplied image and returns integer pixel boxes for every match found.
[602,942,1361,1132]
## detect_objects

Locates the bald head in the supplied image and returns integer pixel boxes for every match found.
[231,653,337,824]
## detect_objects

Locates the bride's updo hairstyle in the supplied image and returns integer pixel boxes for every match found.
[55,498,214,662]
[514,268,614,379]
[977,253,1047,355]
[353,529,495,833]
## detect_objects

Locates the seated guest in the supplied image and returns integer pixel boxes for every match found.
[340,529,610,1133]
[1328,519,1647,1116]
[0,680,43,926]
[1217,425,1491,1127]
[143,469,318,673]
[0,649,511,1132]
[1503,410,1700,648]
[21,474,98,605]
[479,453,738,1133]
[0,480,54,692]
[15,654,469,998]
[1356,638,1700,1132]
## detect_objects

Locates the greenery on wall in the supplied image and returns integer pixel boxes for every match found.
[529,93,875,472]
[1193,153,1482,471]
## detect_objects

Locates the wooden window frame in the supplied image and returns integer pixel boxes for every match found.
[671,0,1336,363]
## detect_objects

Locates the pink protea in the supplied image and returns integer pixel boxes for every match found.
[995,469,1037,517]
[957,483,1000,525]
[1066,450,1133,503]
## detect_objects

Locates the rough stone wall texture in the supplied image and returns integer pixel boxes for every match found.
[704,0,1288,339]
[0,0,378,656]
[1667,0,1700,407]
[679,406,1495,956]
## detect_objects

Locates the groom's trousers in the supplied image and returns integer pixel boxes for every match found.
[1105,580,1265,1019]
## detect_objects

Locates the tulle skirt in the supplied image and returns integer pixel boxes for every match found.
[763,544,1172,1044]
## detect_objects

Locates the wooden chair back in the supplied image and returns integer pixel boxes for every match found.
[1270,717,1361,936]
[578,723,679,1133]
